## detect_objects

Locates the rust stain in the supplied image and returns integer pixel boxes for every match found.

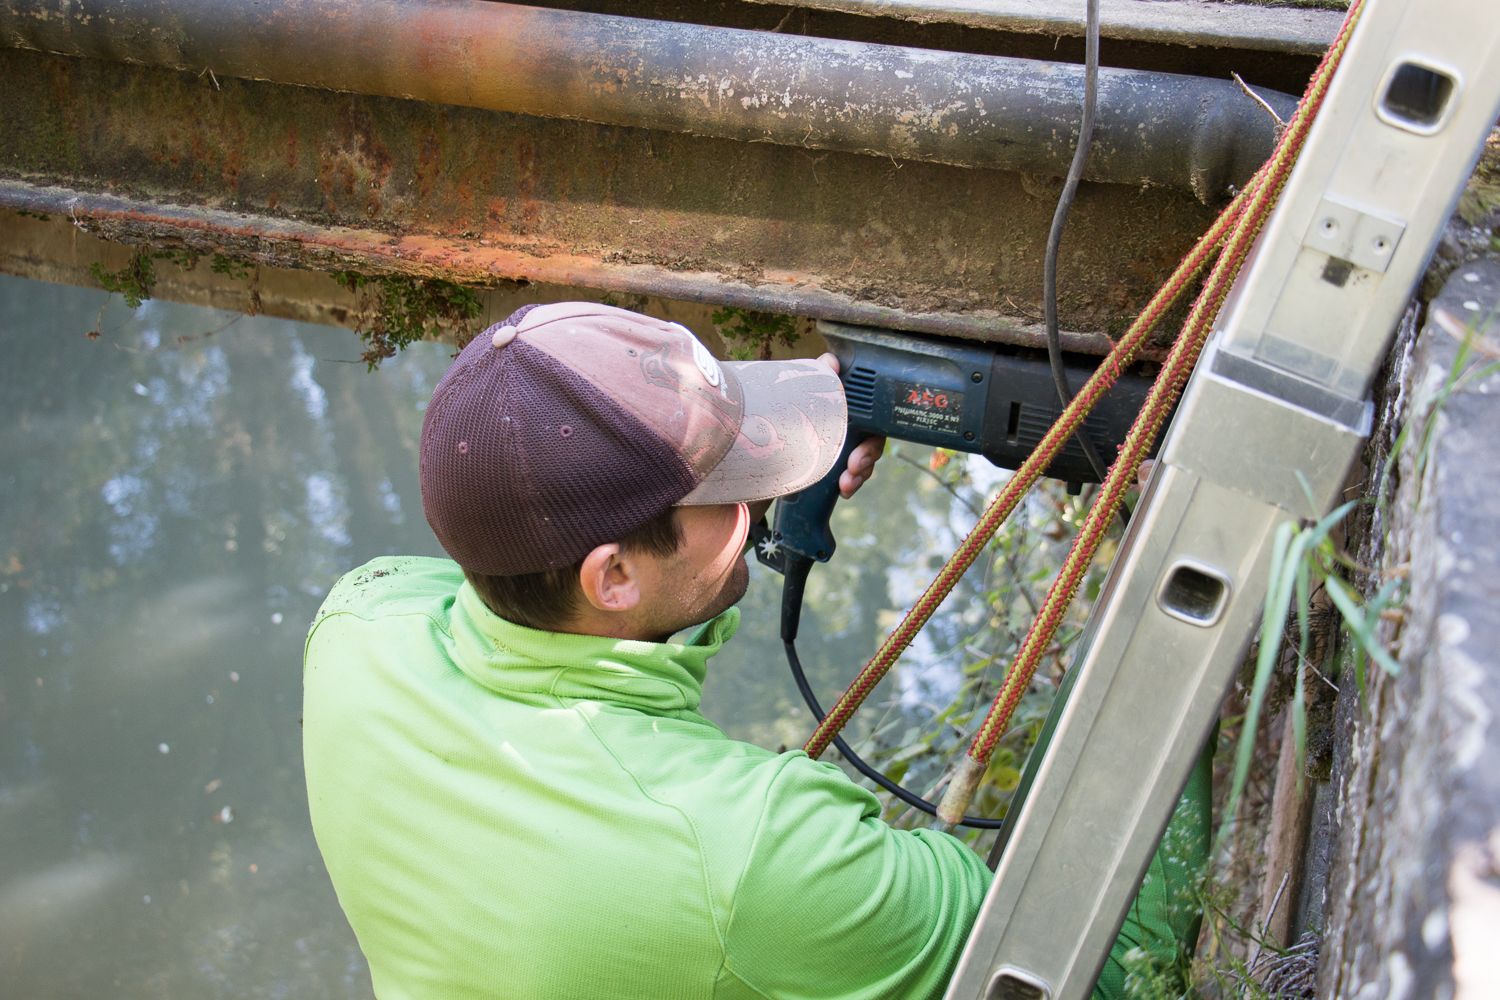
[333,105,392,189]
[415,132,441,200]
[0,46,1212,338]
[222,144,243,192]
[516,139,538,234]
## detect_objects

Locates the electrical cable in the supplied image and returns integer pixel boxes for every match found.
[783,0,1123,822]
[801,0,1360,772]
[1042,0,1122,512]
[784,638,1004,829]
[778,554,1002,828]
[938,0,1371,823]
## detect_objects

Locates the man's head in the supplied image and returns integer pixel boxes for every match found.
[420,302,846,639]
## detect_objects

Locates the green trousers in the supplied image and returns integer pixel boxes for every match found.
[1092,729,1215,1000]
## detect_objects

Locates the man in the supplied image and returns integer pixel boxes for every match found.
[303,302,1206,1000]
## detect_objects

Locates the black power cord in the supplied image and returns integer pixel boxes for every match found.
[776,0,1113,830]
[1043,0,1128,528]
[785,638,1004,829]
[780,556,1003,829]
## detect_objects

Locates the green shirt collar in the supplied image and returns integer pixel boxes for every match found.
[450,582,740,713]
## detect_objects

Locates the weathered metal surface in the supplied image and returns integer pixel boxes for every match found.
[520,0,1324,101]
[0,182,1139,354]
[0,0,1295,200]
[0,41,1220,346]
[741,0,1344,55]
[0,207,848,361]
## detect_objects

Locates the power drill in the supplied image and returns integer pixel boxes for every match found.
[751,321,1164,823]
[755,320,1161,584]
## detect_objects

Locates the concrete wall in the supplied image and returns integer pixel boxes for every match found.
[1315,258,1500,1000]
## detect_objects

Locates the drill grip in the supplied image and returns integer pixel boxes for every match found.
[772,430,868,564]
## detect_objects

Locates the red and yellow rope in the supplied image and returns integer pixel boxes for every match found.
[803,0,1368,827]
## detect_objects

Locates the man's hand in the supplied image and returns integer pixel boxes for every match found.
[817,352,886,499]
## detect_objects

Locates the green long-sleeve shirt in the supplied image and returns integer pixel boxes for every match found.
[303,556,992,1000]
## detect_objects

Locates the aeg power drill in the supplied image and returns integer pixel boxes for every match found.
[755,320,1161,580]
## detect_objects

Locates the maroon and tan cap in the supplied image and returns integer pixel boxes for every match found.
[420,302,846,576]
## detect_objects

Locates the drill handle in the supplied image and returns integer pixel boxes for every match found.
[771,430,869,565]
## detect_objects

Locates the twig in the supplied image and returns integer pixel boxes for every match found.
[85,299,108,340]
[892,448,983,517]
[1432,305,1500,359]
[1004,295,1044,322]
[175,311,246,345]
[198,66,220,90]
[1263,870,1291,941]
[1302,652,1340,693]
[1233,72,1286,131]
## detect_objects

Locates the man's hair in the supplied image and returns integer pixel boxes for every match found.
[464,506,684,631]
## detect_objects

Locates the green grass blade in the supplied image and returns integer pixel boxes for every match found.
[1295,470,1319,519]
[1293,652,1307,797]
[1224,522,1302,844]
[1325,575,1401,677]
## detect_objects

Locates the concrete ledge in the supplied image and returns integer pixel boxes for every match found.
[1318,260,1500,999]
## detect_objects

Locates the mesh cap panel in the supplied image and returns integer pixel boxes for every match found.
[421,335,695,576]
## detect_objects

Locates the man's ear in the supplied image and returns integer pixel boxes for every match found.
[578,543,641,613]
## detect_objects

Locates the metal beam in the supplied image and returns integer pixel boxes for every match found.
[0,32,1225,347]
[0,0,1294,199]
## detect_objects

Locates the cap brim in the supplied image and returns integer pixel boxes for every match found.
[678,359,847,505]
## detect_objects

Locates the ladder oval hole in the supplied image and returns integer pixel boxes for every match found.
[986,968,1049,1000]
[1377,60,1458,134]
[1157,561,1231,627]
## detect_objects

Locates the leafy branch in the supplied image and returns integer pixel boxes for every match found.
[88,248,255,310]
[89,249,166,309]
[331,272,483,371]
[711,307,801,361]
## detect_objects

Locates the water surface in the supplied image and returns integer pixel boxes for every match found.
[1,275,1087,997]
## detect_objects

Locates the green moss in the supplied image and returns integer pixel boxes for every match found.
[331,271,483,370]
[1457,128,1500,224]
[89,247,264,310]
[210,253,252,281]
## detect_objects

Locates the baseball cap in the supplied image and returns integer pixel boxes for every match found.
[420,302,847,576]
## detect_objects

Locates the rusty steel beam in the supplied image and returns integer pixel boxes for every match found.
[0,206,850,362]
[1,181,1143,354]
[0,30,1225,348]
[0,0,1294,201]
[0,35,1220,346]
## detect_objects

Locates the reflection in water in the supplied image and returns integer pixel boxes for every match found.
[1,277,448,999]
[1,275,1080,996]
